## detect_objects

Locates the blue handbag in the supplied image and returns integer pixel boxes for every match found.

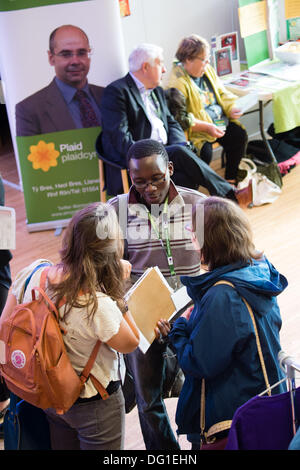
[4,393,51,450]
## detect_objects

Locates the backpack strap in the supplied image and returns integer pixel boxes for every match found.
[89,375,109,400]
[39,266,51,291]
[79,340,109,400]
[213,280,271,395]
[37,267,109,400]
[199,279,271,446]
[24,262,51,293]
[29,266,59,320]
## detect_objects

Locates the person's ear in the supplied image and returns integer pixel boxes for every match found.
[168,161,174,176]
[48,50,55,66]
[142,61,150,73]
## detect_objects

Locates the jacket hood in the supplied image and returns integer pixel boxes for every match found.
[181,257,288,317]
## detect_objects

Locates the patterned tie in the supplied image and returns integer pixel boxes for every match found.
[74,89,100,128]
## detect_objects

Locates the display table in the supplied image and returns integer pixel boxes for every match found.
[223,64,300,163]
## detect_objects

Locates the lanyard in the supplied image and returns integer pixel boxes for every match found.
[147,197,178,288]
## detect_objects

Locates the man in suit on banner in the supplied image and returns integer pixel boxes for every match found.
[15,24,103,136]
[99,42,252,207]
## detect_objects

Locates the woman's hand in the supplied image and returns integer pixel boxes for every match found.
[192,119,225,138]
[229,107,242,119]
[154,318,171,340]
[120,259,132,280]
[203,122,225,138]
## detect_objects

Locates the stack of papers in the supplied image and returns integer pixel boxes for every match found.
[224,68,292,99]
[125,266,192,352]
[250,60,300,82]
[235,93,259,113]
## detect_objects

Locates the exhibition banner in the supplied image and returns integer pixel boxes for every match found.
[0,0,92,11]
[0,0,127,231]
[16,127,100,228]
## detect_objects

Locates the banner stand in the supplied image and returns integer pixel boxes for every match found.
[0,0,127,232]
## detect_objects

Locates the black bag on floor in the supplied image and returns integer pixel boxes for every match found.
[268,123,300,150]
[247,139,299,164]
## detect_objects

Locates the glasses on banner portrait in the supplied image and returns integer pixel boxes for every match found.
[52,49,93,60]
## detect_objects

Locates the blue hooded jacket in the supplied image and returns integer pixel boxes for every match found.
[168,257,288,436]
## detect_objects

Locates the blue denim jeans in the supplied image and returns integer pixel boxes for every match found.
[45,387,125,450]
[125,341,180,450]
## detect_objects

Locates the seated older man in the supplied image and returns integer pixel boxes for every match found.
[99,43,252,207]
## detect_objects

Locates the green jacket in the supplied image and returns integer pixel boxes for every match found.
[167,61,241,151]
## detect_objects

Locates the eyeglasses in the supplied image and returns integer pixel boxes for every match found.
[131,169,168,190]
[195,55,210,64]
[52,49,92,59]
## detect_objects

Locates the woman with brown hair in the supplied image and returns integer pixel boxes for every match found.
[167,34,248,186]
[156,197,287,449]
[2,202,139,450]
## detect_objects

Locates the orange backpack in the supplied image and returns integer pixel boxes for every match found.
[0,267,108,414]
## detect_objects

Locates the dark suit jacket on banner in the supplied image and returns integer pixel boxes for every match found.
[15,78,104,137]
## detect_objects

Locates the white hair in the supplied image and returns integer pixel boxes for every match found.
[128,43,163,72]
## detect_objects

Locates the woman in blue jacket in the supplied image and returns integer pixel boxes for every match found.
[156,196,287,449]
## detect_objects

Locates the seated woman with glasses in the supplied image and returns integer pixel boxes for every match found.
[167,34,248,185]
[155,196,287,449]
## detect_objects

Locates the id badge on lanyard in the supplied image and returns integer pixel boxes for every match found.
[147,197,179,290]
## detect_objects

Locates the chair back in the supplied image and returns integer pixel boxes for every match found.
[95,133,129,202]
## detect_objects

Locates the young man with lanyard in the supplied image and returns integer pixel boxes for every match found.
[108,139,205,450]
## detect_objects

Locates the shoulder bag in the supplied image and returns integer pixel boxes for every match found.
[236,158,282,206]
[199,280,271,450]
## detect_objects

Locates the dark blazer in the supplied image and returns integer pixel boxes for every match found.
[99,73,187,195]
[15,78,104,137]
[100,73,186,165]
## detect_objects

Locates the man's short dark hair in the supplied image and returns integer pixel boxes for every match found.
[126,139,169,166]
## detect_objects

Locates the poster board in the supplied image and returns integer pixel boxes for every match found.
[212,32,240,75]
[238,0,270,67]
[285,0,300,40]
[16,127,101,229]
[287,18,300,39]
[213,46,233,76]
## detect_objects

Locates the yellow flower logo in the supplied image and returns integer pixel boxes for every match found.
[28,140,60,172]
